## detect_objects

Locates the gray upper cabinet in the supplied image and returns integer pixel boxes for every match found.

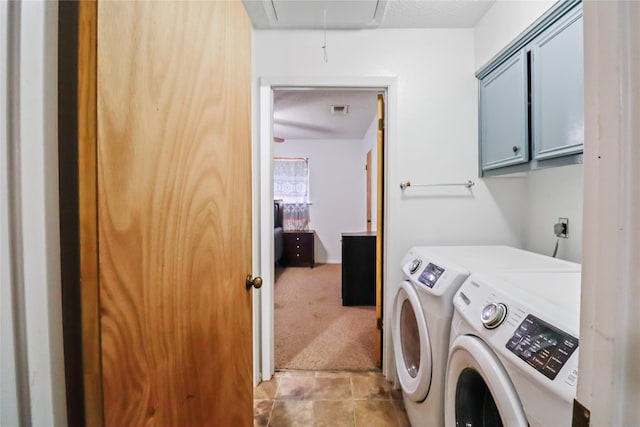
[480,51,528,171]
[476,1,583,176]
[531,7,584,160]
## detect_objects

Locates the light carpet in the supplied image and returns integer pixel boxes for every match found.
[274,263,377,371]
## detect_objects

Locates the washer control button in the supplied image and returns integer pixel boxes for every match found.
[481,303,508,329]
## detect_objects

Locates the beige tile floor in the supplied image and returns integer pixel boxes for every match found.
[254,370,410,427]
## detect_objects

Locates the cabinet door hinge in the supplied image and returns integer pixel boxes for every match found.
[378,118,384,131]
[377,318,383,330]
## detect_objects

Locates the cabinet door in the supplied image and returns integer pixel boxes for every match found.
[479,50,529,171]
[531,7,583,160]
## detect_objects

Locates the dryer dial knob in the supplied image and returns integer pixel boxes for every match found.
[481,303,507,329]
[408,259,422,274]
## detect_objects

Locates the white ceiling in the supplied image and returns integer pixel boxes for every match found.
[273,90,378,141]
[379,0,494,28]
[252,0,496,141]
[243,0,495,30]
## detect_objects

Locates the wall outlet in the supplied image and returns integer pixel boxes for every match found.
[554,217,569,238]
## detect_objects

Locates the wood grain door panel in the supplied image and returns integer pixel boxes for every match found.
[96,2,252,425]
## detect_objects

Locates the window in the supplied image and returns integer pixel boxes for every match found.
[274,157,310,231]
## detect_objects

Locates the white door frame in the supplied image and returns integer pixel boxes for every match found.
[578,2,640,425]
[255,76,397,382]
[1,2,20,425]
[3,1,67,425]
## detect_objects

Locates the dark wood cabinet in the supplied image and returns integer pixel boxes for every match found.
[341,232,376,306]
[283,230,315,268]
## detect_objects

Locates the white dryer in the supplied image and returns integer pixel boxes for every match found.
[445,271,581,427]
[393,246,579,426]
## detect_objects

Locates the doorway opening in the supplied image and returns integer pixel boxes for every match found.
[272,89,380,371]
[257,79,394,383]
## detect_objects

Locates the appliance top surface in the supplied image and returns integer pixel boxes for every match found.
[471,270,582,320]
[410,245,581,272]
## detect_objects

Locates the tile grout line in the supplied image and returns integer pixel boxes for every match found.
[265,374,281,427]
[390,398,401,427]
[350,374,357,427]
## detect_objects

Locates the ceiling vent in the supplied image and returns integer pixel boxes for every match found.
[330,105,349,115]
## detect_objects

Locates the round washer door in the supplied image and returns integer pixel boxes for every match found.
[444,335,528,427]
[392,280,432,402]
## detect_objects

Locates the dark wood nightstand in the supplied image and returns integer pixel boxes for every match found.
[283,230,315,268]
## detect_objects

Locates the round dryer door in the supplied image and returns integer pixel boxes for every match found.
[445,335,528,427]
[392,280,432,402]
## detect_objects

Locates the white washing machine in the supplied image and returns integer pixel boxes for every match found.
[393,246,580,426]
[444,271,581,427]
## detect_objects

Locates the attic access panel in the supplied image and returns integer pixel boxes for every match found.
[270,0,386,29]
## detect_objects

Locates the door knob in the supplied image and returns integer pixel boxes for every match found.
[246,275,263,290]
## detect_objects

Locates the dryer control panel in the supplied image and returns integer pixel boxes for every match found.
[506,314,579,380]
[403,257,445,289]
[400,247,471,302]
[417,263,445,288]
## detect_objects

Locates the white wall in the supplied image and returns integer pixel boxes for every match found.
[274,137,370,263]
[474,1,584,263]
[524,165,583,262]
[474,0,556,69]
[1,1,20,425]
[256,27,526,264]
[255,28,527,376]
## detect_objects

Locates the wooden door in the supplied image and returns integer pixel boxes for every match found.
[79,1,253,425]
[375,94,385,367]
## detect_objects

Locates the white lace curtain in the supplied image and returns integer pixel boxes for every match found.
[274,157,310,231]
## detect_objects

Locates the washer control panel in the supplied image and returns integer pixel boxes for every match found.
[506,314,579,380]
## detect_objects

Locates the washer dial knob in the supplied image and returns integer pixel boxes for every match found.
[408,258,422,274]
[481,303,507,329]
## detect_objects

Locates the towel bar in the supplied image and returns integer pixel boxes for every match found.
[400,180,475,190]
